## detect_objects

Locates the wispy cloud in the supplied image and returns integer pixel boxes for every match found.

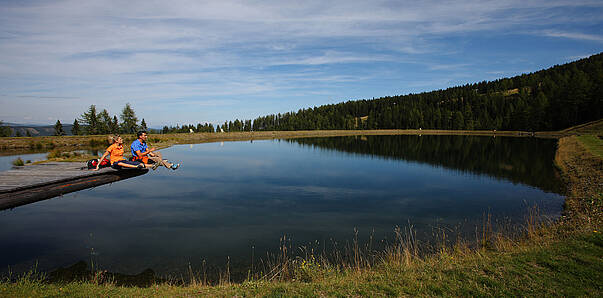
[0,0,601,125]
[542,31,603,42]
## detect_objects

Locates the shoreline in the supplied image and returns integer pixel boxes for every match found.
[0,128,568,154]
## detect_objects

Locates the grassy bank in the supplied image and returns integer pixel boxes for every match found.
[1,131,602,296]
[2,119,601,153]
[2,232,601,297]
[0,128,570,164]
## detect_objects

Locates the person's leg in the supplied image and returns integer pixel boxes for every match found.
[116,161,146,169]
[149,151,173,168]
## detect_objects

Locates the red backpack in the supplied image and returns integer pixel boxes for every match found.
[86,158,111,169]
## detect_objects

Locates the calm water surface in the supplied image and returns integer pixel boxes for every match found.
[0,153,48,172]
[0,135,564,277]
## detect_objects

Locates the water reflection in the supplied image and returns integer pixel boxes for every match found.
[288,135,563,193]
[0,136,564,281]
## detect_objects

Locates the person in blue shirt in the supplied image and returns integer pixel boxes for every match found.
[131,130,180,170]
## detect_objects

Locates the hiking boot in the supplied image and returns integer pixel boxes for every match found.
[170,163,180,170]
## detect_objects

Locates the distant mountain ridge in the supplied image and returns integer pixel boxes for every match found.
[1,123,74,137]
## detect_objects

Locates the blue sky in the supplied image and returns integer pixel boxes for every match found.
[0,0,602,127]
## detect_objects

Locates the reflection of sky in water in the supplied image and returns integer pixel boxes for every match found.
[0,139,564,276]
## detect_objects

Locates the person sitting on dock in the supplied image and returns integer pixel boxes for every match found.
[130,130,180,170]
[95,135,145,171]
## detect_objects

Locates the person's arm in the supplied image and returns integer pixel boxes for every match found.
[135,147,156,157]
[95,150,110,171]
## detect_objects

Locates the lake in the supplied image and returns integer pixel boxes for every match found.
[0,135,564,280]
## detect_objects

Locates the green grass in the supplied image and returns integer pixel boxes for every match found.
[577,135,603,158]
[1,232,601,297]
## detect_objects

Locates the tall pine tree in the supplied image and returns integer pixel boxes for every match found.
[120,103,138,134]
[98,109,112,134]
[72,119,80,135]
[54,120,65,136]
[80,105,99,135]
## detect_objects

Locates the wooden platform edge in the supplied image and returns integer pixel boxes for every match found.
[0,168,148,210]
[0,164,135,194]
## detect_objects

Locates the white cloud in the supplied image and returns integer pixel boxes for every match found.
[0,0,601,125]
[542,31,603,42]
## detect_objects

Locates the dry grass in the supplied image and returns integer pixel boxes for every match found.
[554,136,603,231]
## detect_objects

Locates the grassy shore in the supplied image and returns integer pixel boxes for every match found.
[3,118,601,153]
[0,128,571,154]
[1,126,602,296]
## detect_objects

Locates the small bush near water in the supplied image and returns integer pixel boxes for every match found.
[12,157,24,166]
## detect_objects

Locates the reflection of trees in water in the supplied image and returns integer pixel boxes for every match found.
[289,135,562,194]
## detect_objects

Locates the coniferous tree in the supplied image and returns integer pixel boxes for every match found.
[98,109,111,134]
[0,121,11,137]
[80,105,99,135]
[120,103,138,134]
[54,120,65,136]
[140,118,148,131]
[72,119,81,135]
[110,116,119,134]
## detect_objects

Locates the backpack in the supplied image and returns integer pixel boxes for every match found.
[87,158,111,169]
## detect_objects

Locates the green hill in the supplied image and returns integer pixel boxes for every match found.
[239,53,603,132]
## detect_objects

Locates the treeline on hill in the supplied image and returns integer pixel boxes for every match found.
[160,119,249,133]
[239,53,602,132]
[72,104,217,136]
[161,123,215,134]
[69,103,147,136]
[53,104,213,136]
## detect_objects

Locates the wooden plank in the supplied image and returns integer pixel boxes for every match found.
[0,162,148,210]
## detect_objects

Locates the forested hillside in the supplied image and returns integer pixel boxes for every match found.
[244,53,602,132]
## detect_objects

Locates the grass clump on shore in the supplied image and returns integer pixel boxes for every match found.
[11,157,24,166]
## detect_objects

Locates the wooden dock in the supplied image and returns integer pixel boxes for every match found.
[0,162,148,210]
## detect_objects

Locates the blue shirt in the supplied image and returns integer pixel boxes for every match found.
[130,139,148,157]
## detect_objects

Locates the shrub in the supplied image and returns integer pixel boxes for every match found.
[47,150,61,159]
[12,157,24,166]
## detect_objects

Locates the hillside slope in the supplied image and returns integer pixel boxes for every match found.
[245,53,602,132]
